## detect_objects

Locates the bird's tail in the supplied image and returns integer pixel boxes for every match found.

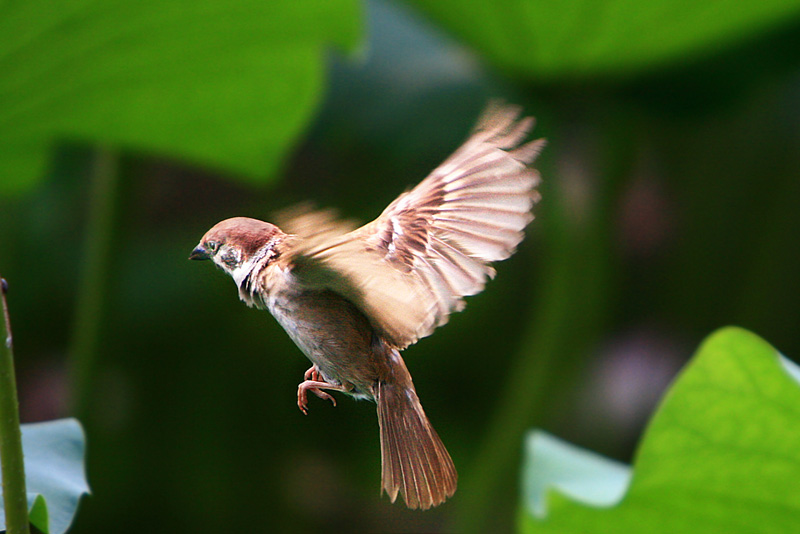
[376,356,457,509]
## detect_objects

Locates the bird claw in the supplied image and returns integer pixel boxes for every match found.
[297,379,339,414]
[303,365,323,382]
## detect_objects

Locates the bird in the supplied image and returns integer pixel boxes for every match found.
[190,102,545,509]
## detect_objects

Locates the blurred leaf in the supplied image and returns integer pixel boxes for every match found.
[0,0,362,193]
[521,431,631,519]
[29,494,49,532]
[406,0,800,78]
[0,419,89,534]
[520,327,800,532]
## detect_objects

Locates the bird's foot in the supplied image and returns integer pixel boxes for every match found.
[297,380,340,415]
[303,364,324,382]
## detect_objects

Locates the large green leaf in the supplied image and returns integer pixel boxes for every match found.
[520,327,800,532]
[0,0,361,193]
[406,0,800,78]
[0,418,89,534]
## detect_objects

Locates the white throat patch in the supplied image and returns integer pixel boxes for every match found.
[228,242,275,307]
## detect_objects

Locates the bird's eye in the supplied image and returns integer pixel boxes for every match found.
[206,241,219,252]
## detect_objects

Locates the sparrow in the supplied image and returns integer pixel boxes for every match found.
[190,102,544,509]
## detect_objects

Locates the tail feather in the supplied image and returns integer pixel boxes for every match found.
[377,380,457,509]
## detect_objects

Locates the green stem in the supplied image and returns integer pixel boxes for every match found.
[454,187,609,533]
[0,278,31,534]
[69,146,120,418]
[453,113,632,532]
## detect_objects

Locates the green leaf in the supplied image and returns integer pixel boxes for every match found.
[0,418,90,534]
[28,494,49,533]
[520,327,800,533]
[406,0,800,78]
[0,0,362,193]
[522,431,631,519]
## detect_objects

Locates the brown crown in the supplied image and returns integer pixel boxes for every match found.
[202,217,283,259]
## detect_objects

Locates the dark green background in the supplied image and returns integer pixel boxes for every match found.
[2,0,800,532]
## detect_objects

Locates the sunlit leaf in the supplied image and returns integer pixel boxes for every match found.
[0,0,362,193]
[520,327,800,533]
[0,418,89,534]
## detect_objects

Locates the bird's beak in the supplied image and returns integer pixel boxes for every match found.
[189,245,210,260]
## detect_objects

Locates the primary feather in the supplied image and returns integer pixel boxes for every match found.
[286,102,545,349]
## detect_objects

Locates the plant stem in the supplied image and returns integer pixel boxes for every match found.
[454,191,609,533]
[69,146,120,418]
[453,114,630,532]
[0,278,31,534]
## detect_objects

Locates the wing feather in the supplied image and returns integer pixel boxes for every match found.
[287,102,544,348]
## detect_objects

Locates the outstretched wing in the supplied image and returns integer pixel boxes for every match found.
[273,202,359,243]
[289,102,545,349]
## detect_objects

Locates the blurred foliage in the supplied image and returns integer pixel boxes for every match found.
[407,0,800,78]
[521,431,630,520]
[520,327,800,532]
[0,419,89,534]
[0,0,361,192]
[1,0,800,533]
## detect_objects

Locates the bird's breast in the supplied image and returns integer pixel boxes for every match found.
[261,269,385,397]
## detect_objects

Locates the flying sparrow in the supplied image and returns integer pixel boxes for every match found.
[190,103,544,509]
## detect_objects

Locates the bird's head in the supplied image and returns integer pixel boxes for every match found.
[190,217,284,286]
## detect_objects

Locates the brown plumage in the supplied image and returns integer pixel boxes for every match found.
[190,102,544,509]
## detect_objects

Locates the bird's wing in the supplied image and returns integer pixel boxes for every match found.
[273,202,359,243]
[287,102,545,349]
